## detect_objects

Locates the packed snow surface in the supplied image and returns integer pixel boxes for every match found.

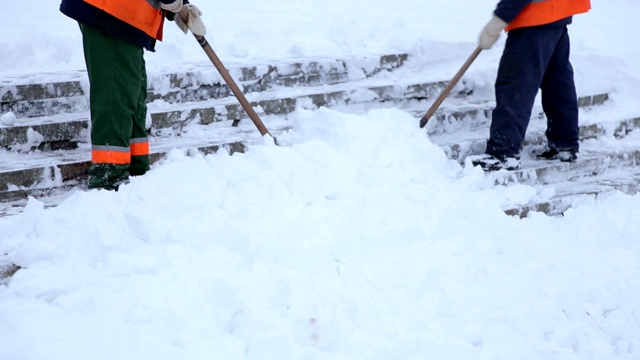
[2,1,640,359]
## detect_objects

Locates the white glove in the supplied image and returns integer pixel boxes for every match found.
[159,0,182,13]
[478,15,508,50]
[176,4,207,36]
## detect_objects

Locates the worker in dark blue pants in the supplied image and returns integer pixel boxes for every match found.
[487,25,579,159]
[471,0,591,171]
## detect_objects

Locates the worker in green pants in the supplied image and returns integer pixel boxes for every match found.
[60,0,206,190]
[80,23,149,188]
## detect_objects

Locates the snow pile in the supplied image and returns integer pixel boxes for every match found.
[2,0,640,358]
[2,109,640,359]
[1,112,16,126]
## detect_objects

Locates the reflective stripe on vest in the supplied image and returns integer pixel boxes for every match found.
[92,145,131,165]
[83,0,164,40]
[506,0,591,31]
[130,137,150,157]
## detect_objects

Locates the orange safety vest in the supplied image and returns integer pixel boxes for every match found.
[83,0,165,40]
[506,0,591,31]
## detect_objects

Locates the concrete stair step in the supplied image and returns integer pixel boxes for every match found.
[0,90,630,193]
[0,51,634,221]
[2,143,639,219]
[0,86,608,151]
[0,261,20,285]
[6,114,626,210]
[0,76,456,151]
[0,119,281,192]
[486,148,640,186]
[1,54,409,118]
[0,119,285,217]
[430,113,639,161]
[503,168,640,217]
[0,77,454,149]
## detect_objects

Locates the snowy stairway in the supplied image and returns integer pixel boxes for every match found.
[503,167,640,217]
[0,91,612,192]
[486,146,640,217]
[0,53,462,199]
[0,52,639,218]
[424,98,640,216]
[0,53,416,147]
[0,53,454,215]
[0,56,459,183]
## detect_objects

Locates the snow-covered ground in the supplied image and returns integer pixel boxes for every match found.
[2,1,640,359]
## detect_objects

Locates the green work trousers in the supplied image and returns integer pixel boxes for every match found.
[80,24,150,189]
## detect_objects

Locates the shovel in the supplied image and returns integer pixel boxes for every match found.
[179,10,275,142]
[419,46,482,128]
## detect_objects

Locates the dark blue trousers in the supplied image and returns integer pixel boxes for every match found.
[486,25,579,158]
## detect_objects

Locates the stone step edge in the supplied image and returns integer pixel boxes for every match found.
[1,79,455,146]
[504,183,639,218]
[442,114,639,161]
[2,123,639,196]
[0,137,252,193]
[3,60,608,120]
[2,75,454,122]
[0,54,410,103]
[3,147,639,208]
[1,112,636,193]
[505,193,594,218]
[484,148,640,186]
[0,262,20,284]
[424,93,609,135]
[0,87,609,148]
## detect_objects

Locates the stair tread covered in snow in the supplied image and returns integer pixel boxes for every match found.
[1,52,639,217]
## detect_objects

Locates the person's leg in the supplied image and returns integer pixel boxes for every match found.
[486,27,554,159]
[80,23,145,189]
[540,27,579,153]
[129,61,150,177]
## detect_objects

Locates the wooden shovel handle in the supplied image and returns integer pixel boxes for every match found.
[419,47,482,128]
[192,34,271,136]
